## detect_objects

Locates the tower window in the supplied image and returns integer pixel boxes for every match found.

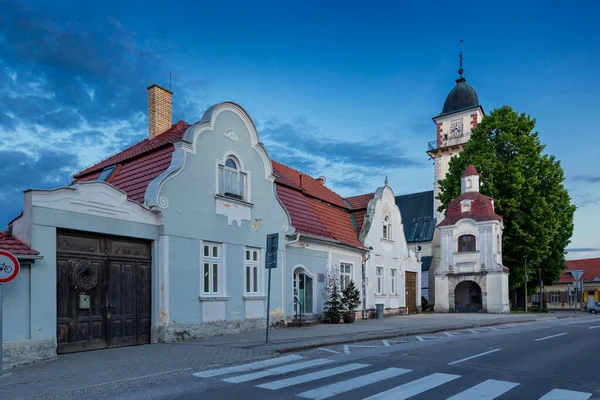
[458,235,476,252]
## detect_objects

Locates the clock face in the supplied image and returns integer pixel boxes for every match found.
[450,120,463,137]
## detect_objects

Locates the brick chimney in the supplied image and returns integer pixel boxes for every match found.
[147,84,172,139]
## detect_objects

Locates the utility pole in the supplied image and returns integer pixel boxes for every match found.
[539,265,542,314]
[524,256,528,313]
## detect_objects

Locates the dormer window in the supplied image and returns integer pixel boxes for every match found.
[97,165,118,182]
[458,234,476,252]
[460,199,472,213]
[218,156,247,200]
[382,215,392,240]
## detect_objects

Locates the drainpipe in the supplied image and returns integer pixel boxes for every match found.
[362,247,373,320]
[287,232,301,246]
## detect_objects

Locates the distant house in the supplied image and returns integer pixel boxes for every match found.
[529,258,600,309]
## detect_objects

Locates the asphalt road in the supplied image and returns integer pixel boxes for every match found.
[42,315,600,400]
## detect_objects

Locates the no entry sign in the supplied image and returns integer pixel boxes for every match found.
[0,250,20,284]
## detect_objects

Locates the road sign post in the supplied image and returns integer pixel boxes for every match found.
[265,233,278,344]
[567,270,584,311]
[0,250,21,375]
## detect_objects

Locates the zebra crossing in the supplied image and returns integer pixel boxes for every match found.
[192,355,593,399]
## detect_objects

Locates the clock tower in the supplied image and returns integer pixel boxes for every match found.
[427,47,484,222]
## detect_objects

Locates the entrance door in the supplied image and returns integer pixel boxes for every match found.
[293,269,313,314]
[57,230,152,353]
[405,272,417,314]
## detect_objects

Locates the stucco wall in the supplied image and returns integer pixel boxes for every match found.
[153,105,290,338]
[361,186,421,313]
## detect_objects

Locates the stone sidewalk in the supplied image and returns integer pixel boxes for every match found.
[0,311,582,399]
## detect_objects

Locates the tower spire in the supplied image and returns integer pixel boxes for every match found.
[456,39,466,83]
[458,39,464,76]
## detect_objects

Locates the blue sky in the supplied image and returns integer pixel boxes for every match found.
[1,0,599,259]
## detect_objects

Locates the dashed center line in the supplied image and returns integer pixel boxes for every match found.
[448,349,501,365]
[588,326,600,330]
[534,332,567,342]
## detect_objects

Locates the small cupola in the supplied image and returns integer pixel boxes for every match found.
[461,164,480,193]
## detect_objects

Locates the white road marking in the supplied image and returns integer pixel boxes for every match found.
[443,331,454,337]
[416,336,425,341]
[446,379,520,399]
[382,340,390,347]
[192,354,304,378]
[588,326,600,329]
[467,329,479,334]
[222,358,334,383]
[256,363,369,390]
[538,388,592,399]
[534,333,567,342]
[343,344,380,354]
[363,372,461,400]
[448,349,501,365]
[317,348,340,354]
[297,367,411,400]
[488,326,500,331]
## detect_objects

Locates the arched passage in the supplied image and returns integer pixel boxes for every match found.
[454,280,482,312]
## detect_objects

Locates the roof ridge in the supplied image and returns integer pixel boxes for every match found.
[74,120,191,178]
[275,180,352,212]
[345,192,376,200]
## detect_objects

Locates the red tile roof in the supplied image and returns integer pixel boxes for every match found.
[73,121,190,178]
[345,193,375,235]
[558,258,600,282]
[346,193,375,209]
[0,232,39,256]
[463,164,479,177]
[72,123,366,249]
[437,192,501,227]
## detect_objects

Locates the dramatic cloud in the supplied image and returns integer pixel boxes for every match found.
[260,117,427,194]
[0,1,176,227]
[0,149,80,226]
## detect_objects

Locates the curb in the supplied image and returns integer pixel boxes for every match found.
[274,316,573,353]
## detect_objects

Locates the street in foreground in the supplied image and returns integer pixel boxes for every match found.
[17,314,599,400]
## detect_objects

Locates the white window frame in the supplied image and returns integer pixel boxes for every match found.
[340,262,352,291]
[568,292,576,303]
[217,152,250,202]
[550,292,560,303]
[376,267,384,295]
[201,242,223,296]
[531,293,540,303]
[382,215,392,240]
[244,247,261,295]
[390,269,397,295]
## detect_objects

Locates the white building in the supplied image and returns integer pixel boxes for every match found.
[352,180,421,316]
[434,165,510,313]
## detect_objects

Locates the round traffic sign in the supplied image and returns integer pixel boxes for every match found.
[0,250,20,284]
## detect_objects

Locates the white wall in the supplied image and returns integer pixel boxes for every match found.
[361,185,421,312]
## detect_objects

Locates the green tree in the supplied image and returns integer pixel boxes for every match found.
[342,280,361,312]
[437,105,576,290]
[323,282,344,322]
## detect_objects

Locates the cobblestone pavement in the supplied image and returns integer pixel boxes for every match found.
[1,340,275,400]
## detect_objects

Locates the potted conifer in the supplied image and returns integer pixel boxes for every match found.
[342,280,361,323]
[323,281,343,324]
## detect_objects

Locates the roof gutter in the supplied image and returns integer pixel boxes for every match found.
[14,254,43,262]
[287,233,367,252]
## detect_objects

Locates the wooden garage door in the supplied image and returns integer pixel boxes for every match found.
[405,271,418,314]
[56,230,151,354]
